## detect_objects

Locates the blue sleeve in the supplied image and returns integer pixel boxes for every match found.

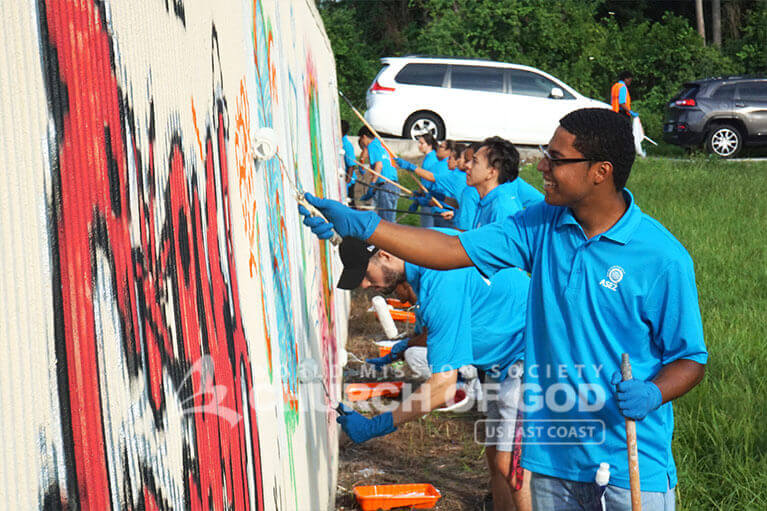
[458,205,541,277]
[422,151,438,171]
[455,188,480,230]
[618,84,628,104]
[342,138,356,169]
[433,172,466,199]
[515,178,544,208]
[644,255,708,365]
[420,271,474,373]
[368,141,383,167]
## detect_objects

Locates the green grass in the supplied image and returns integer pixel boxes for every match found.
[522,158,767,510]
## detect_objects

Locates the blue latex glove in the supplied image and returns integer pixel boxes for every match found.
[337,410,397,443]
[299,193,381,239]
[432,190,447,202]
[433,205,455,215]
[395,157,417,171]
[359,188,375,201]
[407,200,420,213]
[611,372,663,420]
[366,339,409,367]
[630,110,639,118]
[415,193,434,207]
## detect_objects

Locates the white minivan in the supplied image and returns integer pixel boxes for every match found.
[364,56,611,144]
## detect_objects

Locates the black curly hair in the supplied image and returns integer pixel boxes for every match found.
[480,136,520,184]
[559,108,635,191]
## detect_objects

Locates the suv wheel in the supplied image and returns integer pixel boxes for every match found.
[706,124,742,158]
[404,112,445,140]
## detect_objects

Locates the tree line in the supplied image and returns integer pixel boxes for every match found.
[318,0,767,141]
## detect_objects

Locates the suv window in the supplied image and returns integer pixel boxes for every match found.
[738,81,767,101]
[395,64,447,87]
[676,85,700,100]
[510,69,573,99]
[450,65,504,93]
[710,83,736,99]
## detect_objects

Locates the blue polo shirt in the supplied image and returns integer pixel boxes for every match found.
[433,169,468,200]
[405,231,529,377]
[458,190,707,492]
[509,176,544,208]
[342,135,356,170]
[367,138,398,183]
[454,186,480,231]
[420,150,439,192]
[422,150,438,171]
[474,183,523,228]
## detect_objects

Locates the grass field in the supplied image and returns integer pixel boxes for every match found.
[344,156,767,510]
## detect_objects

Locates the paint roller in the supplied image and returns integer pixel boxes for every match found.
[251,127,343,245]
[297,358,347,415]
[372,295,398,339]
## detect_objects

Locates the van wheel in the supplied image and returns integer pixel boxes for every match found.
[706,124,742,158]
[404,112,445,140]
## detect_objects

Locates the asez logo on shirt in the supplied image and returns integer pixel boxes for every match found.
[599,266,625,292]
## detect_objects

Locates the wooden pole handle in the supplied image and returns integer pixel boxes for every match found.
[622,353,642,511]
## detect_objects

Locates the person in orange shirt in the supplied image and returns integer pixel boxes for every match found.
[610,71,638,118]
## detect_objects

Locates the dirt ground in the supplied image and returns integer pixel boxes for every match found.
[335,289,491,511]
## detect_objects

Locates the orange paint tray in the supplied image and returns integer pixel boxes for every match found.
[388,309,416,323]
[345,382,404,402]
[386,298,412,309]
[353,483,441,510]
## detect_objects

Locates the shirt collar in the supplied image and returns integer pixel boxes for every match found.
[555,189,642,245]
[404,262,421,296]
[479,182,504,206]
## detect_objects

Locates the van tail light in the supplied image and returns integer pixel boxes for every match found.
[674,98,696,107]
[370,80,395,93]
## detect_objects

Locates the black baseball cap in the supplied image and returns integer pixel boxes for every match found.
[337,238,378,290]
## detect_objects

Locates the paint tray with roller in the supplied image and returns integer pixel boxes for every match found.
[344,381,404,402]
[353,483,441,511]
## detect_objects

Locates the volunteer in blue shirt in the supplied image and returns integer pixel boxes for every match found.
[341,120,359,204]
[357,126,399,222]
[330,236,531,510]
[453,145,481,231]
[415,134,439,227]
[299,108,707,511]
[467,137,543,228]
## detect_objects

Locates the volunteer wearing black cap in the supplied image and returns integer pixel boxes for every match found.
[336,236,532,511]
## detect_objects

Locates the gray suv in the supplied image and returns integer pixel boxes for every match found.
[663,76,767,158]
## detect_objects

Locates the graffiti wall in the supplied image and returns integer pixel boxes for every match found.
[0,0,348,509]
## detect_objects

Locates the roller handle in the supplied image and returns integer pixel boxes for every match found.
[296,194,342,246]
[621,353,642,511]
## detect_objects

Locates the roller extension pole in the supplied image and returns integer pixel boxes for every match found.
[621,353,642,511]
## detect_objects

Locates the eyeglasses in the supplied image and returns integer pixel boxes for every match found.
[538,145,594,167]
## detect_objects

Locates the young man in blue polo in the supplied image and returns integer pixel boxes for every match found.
[300,108,707,511]
[465,137,543,228]
[331,237,532,511]
[357,126,399,222]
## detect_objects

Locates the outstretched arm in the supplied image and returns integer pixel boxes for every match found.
[369,221,472,270]
[300,193,473,270]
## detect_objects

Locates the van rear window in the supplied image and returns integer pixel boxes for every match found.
[395,64,447,87]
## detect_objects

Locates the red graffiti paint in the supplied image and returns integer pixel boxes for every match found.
[40,0,264,508]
